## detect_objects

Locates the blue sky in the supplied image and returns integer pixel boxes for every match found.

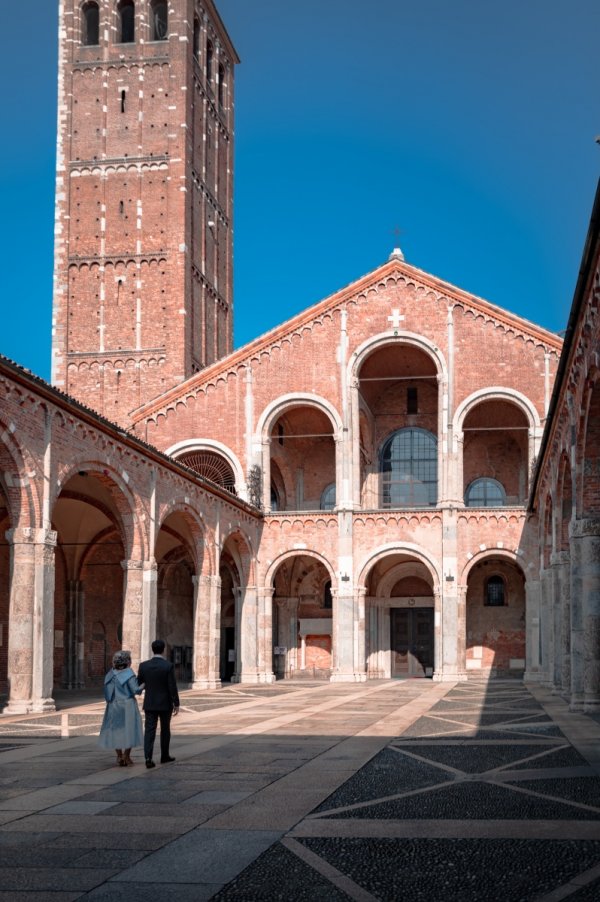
[1,1,598,381]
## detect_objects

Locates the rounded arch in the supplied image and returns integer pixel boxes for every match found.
[256,393,342,441]
[219,528,255,585]
[53,460,143,560]
[460,547,526,583]
[156,499,207,575]
[166,438,245,497]
[349,331,448,382]
[453,387,541,434]
[377,560,435,598]
[357,542,442,591]
[264,548,336,589]
[0,418,40,529]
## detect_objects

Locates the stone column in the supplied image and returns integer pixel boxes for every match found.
[192,574,222,689]
[456,584,467,679]
[257,586,276,683]
[569,524,586,710]
[5,528,57,714]
[551,551,570,693]
[559,553,572,696]
[65,579,84,689]
[275,597,298,677]
[330,586,367,683]
[121,559,144,670]
[235,584,261,684]
[539,566,554,687]
[350,377,361,507]
[140,559,158,663]
[571,518,600,712]
[524,577,542,681]
[432,588,444,680]
[262,439,272,511]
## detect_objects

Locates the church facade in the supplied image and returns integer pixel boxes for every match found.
[0,0,594,713]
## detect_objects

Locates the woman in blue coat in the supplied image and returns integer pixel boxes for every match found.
[98,650,144,766]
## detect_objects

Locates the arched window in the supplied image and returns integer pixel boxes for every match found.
[117,0,135,43]
[206,40,214,81]
[177,450,236,494]
[218,63,225,106]
[193,16,200,59]
[82,2,100,46]
[381,428,437,508]
[150,0,168,41]
[485,575,505,606]
[320,483,336,511]
[465,477,506,508]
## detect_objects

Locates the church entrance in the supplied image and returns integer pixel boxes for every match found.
[391,608,434,678]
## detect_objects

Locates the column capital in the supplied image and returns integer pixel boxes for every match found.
[121,559,143,572]
[5,527,57,547]
[571,518,600,539]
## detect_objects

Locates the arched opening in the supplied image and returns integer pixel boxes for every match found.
[357,343,439,508]
[81,2,100,46]
[176,449,236,495]
[0,480,10,698]
[269,405,336,512]
[150,0,168,41]
[462,399,529,506]
[117,0,135,43]
[364,553,435,678]
[272,554,333,679]
[156,512,198,685]
[52,471,127,690]
[466,557,525,677]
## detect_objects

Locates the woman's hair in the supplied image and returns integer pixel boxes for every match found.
[112,650,132,670]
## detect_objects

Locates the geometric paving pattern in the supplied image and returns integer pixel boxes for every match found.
[214,682,600,901]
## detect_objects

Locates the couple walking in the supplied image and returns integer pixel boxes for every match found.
[98,639,180,768]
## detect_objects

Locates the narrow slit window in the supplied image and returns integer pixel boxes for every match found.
[218,63,225,106]
[407,386,418,414]
[193,17,200,59]
[121,90,126,113]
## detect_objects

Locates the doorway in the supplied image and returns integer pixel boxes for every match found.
[391,608,434,677]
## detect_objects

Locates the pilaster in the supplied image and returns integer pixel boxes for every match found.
[192,574,222,689]
[121,559,144,670]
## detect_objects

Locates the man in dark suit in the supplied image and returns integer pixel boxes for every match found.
[137,639,180,769]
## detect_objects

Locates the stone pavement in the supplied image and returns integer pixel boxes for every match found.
[1,679,600,900]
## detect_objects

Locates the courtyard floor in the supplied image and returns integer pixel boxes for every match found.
[1,678,600,900]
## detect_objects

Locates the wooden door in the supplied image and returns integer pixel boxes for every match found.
[391,608,434,677]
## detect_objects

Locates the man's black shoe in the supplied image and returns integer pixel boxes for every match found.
[161,756,176,764]
[145,759,156,769]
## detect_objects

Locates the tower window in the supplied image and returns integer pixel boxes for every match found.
[193,16,200,59]
[206,40,213,81]
[407,386,418,414]
[121,90,126,113]
[82,2,100,46]
[117,0,135,44]
[150,0,168,41]
[218,63,225,106]
[485,575,506,607]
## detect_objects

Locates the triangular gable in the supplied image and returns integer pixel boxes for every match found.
[130,257,562,423]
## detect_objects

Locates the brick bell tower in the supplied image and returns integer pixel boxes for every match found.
[51,0,238,425]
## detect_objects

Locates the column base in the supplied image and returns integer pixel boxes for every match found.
[433,669,468,682]
[524,671,543,682]
[191,680,222,690]
[330,673,367,683]
[584,699,600,713]
[569,695,585,712]
[31,698,56,713]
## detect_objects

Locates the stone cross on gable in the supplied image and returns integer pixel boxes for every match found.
[388,308,405,331]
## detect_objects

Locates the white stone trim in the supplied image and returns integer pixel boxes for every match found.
[356,542,442,591]
[348,331,448,381]
[453,387,541,434]
[255,393,343,441]
[166,438,246,500]
[264,548,336,589]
